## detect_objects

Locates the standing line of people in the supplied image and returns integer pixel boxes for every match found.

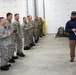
[0,13,45,71]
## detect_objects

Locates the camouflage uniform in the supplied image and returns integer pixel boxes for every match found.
[27,20,35,44]
[22,22,30,48]
[13,20,23,54]
[34,21,39,41]
[39,20,44,36]
[5,20,14,60]
[0,25,12,66]
[0,51,1,66]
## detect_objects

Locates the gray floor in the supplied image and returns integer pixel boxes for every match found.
[0,35,76,75]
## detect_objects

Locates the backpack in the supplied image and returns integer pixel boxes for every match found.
[55,27,64,37]
[64,31,69,37]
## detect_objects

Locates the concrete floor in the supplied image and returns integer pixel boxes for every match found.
[0,35,76,75]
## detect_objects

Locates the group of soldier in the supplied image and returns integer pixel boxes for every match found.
[0,12,44,71]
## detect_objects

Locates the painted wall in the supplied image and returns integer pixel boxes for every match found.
[37,0,44,19]
[45,0,76,33]
[27,0,35,20]
[0,0,27,24]
[0,0,76,33]
[37,0,76,34]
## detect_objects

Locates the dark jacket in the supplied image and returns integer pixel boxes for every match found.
[65,20,76,40]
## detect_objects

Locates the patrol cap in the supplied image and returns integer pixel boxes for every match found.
[71,11,76,16]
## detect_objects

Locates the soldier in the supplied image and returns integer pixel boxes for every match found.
[39,17,44,37]
[22,17,31,50]
[0,17,11,71]
[27,15,35,47]
[5,13,18,63]
[13,13,25,57]
[27,15,35,46]
[34,17,40,43]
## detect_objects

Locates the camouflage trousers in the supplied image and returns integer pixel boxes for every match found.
[34,28,39,41]
[0,44,13,66]
[24,30,30,47]
[15,35,23,54]
[28,29,34,44]
[39,26,43,36]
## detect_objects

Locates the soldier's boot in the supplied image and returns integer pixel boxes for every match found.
[29,44,32,49]
[1,66,9,71]
[30,43,35,47]
[5,64,11,67]
[12,56,18,60]
[42,34,45,36]
[24,46,31,50]
[40,35,43,37]
[28,46,31,49]
[29,44,33,47]
[8,59,15,63]
[35,40,38,43]
[17,53,25,57]
[24,46,29,50]
[37,36,39,41]
[31,42,35,46]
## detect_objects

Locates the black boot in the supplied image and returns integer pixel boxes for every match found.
[5,64,11,67]
[35,40,38,43]
[12,56,18,59]
[1,66,9,71]
[30,44,33,47]
[31,43,35,46]
[8,59,15,63]
[42,34,45,36]
[28,46,31,50]
[29,44,32,48]
[37,37,39,41]
[17,53,25,57]
[24,46,29,50]
[40,35,43,37]
[70,58,74,62]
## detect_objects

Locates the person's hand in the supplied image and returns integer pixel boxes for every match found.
[29,26,32,28]
[32,26,34,28]
[19,35,22,38]
[29,27,31,29]
[72,28,76,32]
[8,31,12,36]
[29,26,34,29]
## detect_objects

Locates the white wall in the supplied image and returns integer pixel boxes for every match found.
[1,0,76,33]
[37,0,44,19]
[27,0,35,20]
[0,0,37,23]
[0,0,27,24]
[45,0,76,34]
[37,0,76,34]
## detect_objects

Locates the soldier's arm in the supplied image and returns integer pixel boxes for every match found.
[0,29,9,39]
[18,24,23,38]
[37,21,39,27]
[27,22,32,30]
[22,25,29,31]
[39,21,42,26]
[41,21,44,26]
[24,27,29,31]
[12,22,18,33]
[6,22,13,32]
[32,21,35,28]
[11,23,14,32]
